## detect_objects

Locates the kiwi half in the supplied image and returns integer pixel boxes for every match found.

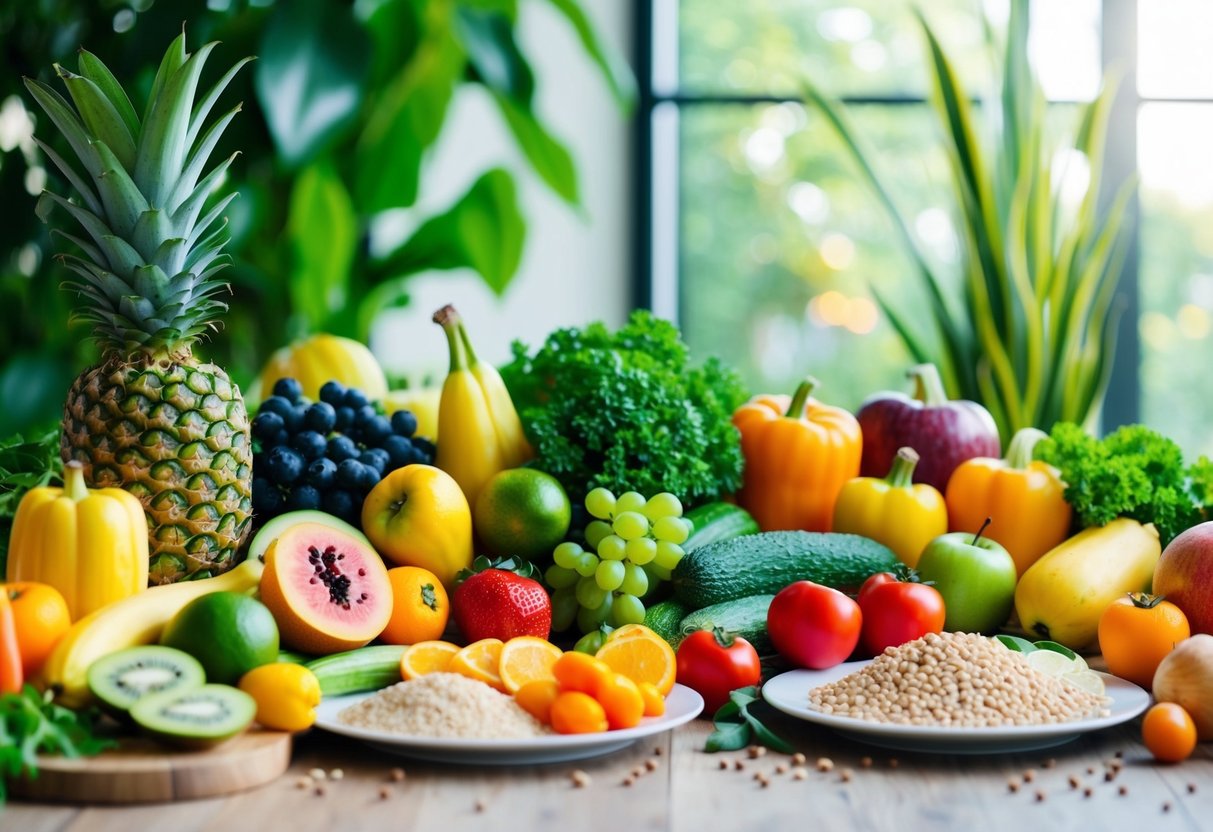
[87,645,207,716]
[130,684,256,748]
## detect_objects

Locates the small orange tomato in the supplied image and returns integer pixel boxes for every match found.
[638,682,665,717]
[549,691,608,734]
[596,673,644,730]
[1142,703,1197,763]
[3,582,71,677]
[514,679,561,724]
[552,652,611,695]
[1098,593,1190,689]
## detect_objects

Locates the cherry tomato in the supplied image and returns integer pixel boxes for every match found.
[1142,702,1197,763]
[674,628,762,713]
[766,581,862,670]
[1099,593,1190,689]
[857,572,946,655]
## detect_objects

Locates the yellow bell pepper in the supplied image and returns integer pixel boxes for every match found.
[432,305,532,506]
[832,447,947,566]
[7,461,149,620]
[944,427,1071,576]
[238,662,321,732]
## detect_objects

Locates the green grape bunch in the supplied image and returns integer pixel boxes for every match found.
[546,488,691,633]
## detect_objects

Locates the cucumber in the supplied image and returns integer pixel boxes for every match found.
[684,503,759,552]
[304,645,406,696]
[275,650,312,665]
[672,531,898,608]
[678,595,774,655]
[643,598,692,647]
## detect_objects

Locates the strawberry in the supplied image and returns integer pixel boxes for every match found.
[452,568,552,642]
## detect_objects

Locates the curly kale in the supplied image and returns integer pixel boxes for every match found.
[500,312,747,506]
[1035,422,1209,545]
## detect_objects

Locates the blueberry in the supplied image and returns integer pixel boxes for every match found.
[359,448,390,474]
[291,430,327,460]
[407,443,431,464]
[258,396,292,420]
[272,377,304,403]
[319,381,347,406]
[413,437,437,460]
[362,415,392,446]
[381,435,414,468]
[251,477,283,514]
[326,435,359,463]
[306,457,337,489]
[353,404,377,427]
[336,459,366,490]
[283,404,306,434]
[390,410,417,437]
[322,489,358,522]
[334,406,355,432]
[271,429,291,449]
[266,445,305,485]
[358,463,382,491]
[342,387,370,410]
[286,484,322,512]
[303,401,337,434]
[251,410,285,442]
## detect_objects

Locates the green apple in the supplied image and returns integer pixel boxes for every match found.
[916,522,1017,633]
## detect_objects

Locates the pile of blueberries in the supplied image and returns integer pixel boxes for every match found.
[250,378,436,527]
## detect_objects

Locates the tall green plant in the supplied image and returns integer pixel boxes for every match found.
[802,1,1132,442]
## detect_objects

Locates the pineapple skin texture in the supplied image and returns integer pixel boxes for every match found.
[61,354,253,584]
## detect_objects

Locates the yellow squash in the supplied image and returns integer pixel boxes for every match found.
[39,558,264,707]
[1014,518,1161,650]
[432,305,532,506]
[258,333,388,403]
[7,460,148,620]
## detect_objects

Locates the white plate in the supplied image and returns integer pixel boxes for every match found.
[314,683,704,765]
[762,663,1150,755]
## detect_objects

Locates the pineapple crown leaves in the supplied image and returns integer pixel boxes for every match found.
[23,31,253,357]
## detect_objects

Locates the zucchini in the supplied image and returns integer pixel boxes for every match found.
[678,595,774,655]
[643,598,692,647]
[684,503,759,552]
[304,645,406,696]
[672,531,898,608]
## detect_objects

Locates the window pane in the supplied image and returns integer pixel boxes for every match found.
[1138,103,1213,458]
[678,103,956,410]
[1139,0,1213,99]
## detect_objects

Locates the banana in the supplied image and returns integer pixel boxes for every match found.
[462,326,534,469]
[39,558,264,707]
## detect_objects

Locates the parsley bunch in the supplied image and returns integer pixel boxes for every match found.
[501,312,747,507]
[0,429,62,575]
[1035,422,1213,545]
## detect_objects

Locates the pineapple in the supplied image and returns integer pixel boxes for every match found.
[25,34,254,583]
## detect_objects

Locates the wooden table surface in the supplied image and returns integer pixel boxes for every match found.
[5,702,1212,832]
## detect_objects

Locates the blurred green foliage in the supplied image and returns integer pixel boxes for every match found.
[0,0,632,434]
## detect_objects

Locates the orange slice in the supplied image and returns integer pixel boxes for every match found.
[400,640,460,680]
[448,638,506,691]
[606,624,658,642]
[499,637,563,694]
[595,631,677,695]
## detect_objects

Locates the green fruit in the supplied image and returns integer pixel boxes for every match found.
[672,531,898,608]
[916,531,1017,634]
[160,592,279,685]
[473,469,571,560]
[130,683,256,748]
[87,645,206,716]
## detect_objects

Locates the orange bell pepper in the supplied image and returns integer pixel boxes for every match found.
[832,447,948,567]
[732,376,861,532]
[0,590,23,694]
[945,427,1071,576]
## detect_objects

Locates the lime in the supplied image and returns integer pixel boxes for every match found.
[160,592,280,685]
[1026,648,1079,678]
[1061,669,1106,696]
[474,469,571,560]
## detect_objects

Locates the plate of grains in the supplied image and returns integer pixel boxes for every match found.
[313,672,704,764]
[762,632,1150,754]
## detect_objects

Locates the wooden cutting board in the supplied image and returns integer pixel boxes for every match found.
[13,729,292,804]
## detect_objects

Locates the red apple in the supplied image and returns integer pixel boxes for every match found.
[1154,522,1213,635]
[856,363,1000,493]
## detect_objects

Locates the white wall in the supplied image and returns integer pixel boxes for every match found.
[371,0,633,383]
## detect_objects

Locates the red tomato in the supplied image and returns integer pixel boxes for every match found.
[766,581,862,670]
[857,573,946,655]
[675,629,762,714]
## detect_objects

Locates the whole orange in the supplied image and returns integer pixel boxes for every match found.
[380,567,450,645]
[4,582,71,676]
[1142,703,1197,763]
[1098,592,1190,688]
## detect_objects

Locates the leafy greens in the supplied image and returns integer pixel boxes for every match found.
[0,429,62,575]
